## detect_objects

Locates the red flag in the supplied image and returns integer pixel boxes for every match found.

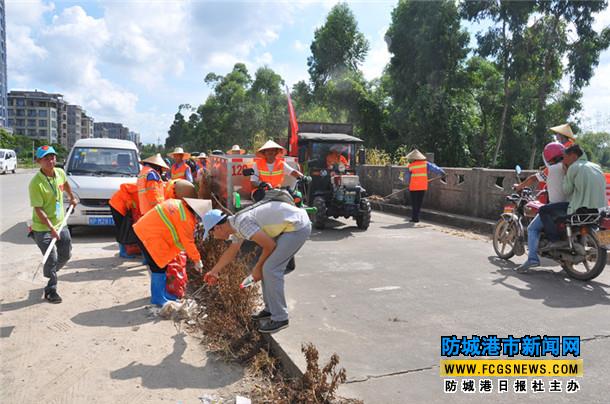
[286,86,299,157]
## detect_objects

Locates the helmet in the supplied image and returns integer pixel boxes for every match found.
[542,142,565,164]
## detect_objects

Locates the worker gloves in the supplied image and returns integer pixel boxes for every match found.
[194,260,203,272]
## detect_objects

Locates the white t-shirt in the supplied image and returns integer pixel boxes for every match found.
[251,161,294,183]
[229,201,311,241]
[535,162,567,203]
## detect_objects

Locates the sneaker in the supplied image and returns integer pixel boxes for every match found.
[258,319,289,334]
[515,260,540,272]
[251,309,272,321]
[285,257,296,275]
[44,289,62,304]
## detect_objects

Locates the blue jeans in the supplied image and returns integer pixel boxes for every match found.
[539,202,569,242]
[527,215,544,263]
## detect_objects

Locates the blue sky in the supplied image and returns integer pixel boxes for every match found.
[7,0,610,145]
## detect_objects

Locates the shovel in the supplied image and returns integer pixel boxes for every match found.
[32,204,74,281]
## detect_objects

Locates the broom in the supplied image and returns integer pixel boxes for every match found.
[32,204,74,281]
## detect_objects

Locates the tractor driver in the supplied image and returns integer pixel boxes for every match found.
[251,140,304,194]
[326,145,349,170]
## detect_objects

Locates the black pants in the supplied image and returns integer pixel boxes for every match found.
[410,190,426,222]
[135,236,167,273]
[110,206,138,244]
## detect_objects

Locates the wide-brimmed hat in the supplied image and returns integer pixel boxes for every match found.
[183,198,212,220]
[140,153,169,170]
[549,123,574,139]
[257,140,285,156]
[196,152,208,159]
[406,149,426,161]
[168,147,191,159]
[227,144,246,155]
[173,180,197,199]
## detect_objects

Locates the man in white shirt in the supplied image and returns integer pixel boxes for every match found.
[202,202,312,334]
[513,142,567,271]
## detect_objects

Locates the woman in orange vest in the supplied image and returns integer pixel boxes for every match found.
[168,147,193,183]
[251,140,303,201]
[137,154,168,215]
[109,183,140,258]
[133,198,211,306]
[550,123,576,148]
[405,149,446,223]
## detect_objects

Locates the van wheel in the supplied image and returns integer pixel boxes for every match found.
[12,168,16,174]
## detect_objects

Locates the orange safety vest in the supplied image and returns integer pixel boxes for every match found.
[326,153,348,168]
[164,179,177,200]
[255,157,285,188]
[171,162,189,180]
[109,183,140,216]
[137,165,165,215]
[408,160,428,191]
[133,199,201,268]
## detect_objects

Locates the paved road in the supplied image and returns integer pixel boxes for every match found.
[276,212,610,403]
[0,170,244,404]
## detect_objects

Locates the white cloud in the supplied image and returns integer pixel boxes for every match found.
[294,40,307,52]
[361,26,390,80]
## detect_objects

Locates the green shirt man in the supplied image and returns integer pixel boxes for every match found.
[28,145,77,304]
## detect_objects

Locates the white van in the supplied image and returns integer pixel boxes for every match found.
[64,138,140,227]
[0,149,17,174]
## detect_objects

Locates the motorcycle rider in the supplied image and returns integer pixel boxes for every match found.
[513,142,567,271]
[541,144,607,250]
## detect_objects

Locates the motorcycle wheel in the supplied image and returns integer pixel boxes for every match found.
[313,197,326,230]
[492,218,519,259]
[560,234,607,281]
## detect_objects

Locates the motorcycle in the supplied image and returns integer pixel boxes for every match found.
[492,166,610,281]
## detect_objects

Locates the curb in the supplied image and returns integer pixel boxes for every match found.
[261,333,304,379]
[370,201,496,234]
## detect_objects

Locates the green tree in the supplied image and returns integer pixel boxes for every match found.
[385,0,473,166]
[578,131,610,169]
[307,2,370,89]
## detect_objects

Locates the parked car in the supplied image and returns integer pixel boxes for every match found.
[63,138,140,228]
[0,149,17,174]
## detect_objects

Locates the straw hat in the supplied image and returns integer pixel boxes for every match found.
[227,144,246,155]
[257,140,285,156]
[168,147,191,159]
[549,123,574,139]
[196,152,208,159]
[406,149,427,161]
[183,198,213,220]
[173,180,197,199]
[140,153,169,170]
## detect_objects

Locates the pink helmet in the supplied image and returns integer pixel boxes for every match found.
[543,142,565,164]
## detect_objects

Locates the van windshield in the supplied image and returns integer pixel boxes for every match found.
[67,147,139,177]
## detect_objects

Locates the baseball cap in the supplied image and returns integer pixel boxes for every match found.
[35,145,57,159]
[203,209,227,239]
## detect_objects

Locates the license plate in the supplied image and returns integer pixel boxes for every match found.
[503,206,514,214]
[597,230,610,247]
[88,217,114,226]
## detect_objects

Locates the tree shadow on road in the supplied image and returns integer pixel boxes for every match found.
[71,297,157,328]
[0,288,45,312]
[0,222,31,245]
[110,333,243,389]
[488,256,610,308]
[59,257,146,283]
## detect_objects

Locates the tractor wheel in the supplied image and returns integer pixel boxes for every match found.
[356,199,371,230]
[313,197,326,229]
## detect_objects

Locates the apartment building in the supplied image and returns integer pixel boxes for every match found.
[7,90,63,143]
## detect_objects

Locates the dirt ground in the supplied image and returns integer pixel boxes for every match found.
[0,225,252,404]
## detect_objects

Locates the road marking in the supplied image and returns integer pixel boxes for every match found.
[368,286,401,292]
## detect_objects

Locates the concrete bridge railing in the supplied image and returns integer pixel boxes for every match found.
[357,165,536,221]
